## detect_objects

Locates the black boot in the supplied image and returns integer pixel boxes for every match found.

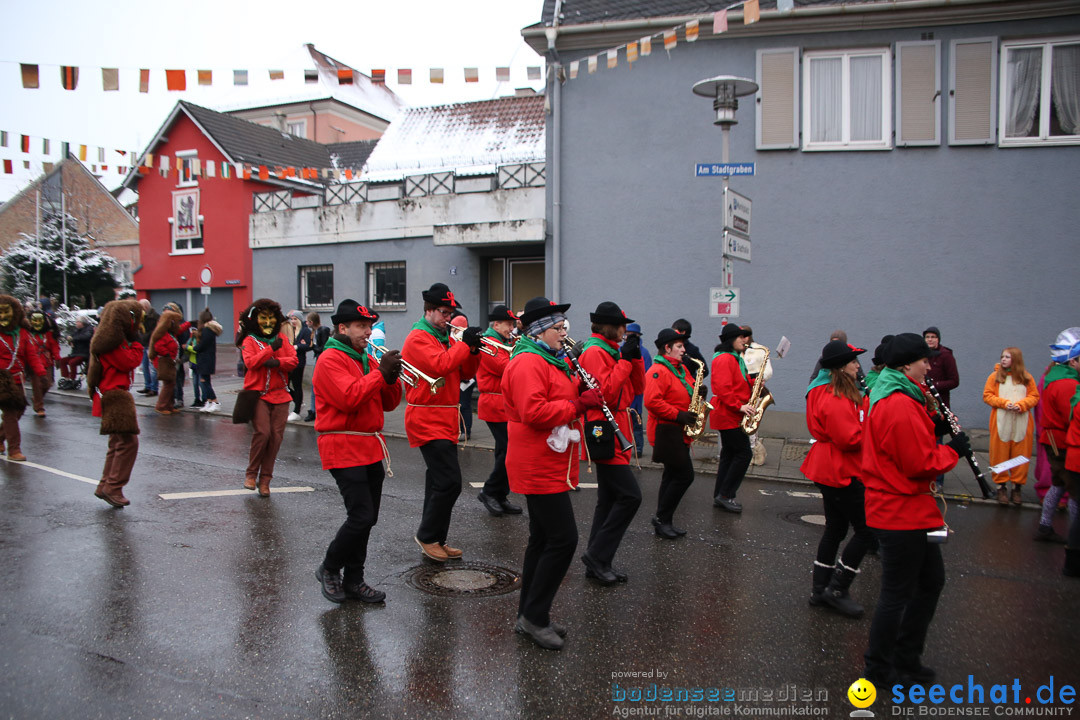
[810,563,833,607]
[1065,548,1080,578]
[822,564,864,618]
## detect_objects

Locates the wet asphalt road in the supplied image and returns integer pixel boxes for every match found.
[0,396,1077,720]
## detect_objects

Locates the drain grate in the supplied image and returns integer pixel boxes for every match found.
[781,444,810,462]
[405,562,521,598]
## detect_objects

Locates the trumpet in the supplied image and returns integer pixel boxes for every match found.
[447,325,513,356]
[368,343,445,395]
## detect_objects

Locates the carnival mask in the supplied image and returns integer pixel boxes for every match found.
[30,313,45,331]
[0,305,12,328]
[257,311,277,336]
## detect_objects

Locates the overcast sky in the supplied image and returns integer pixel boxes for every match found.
[0,0,547,201]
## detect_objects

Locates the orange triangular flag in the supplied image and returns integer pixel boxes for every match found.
[744,0,760,25]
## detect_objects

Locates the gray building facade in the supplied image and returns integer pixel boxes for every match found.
[527,0,1080,424]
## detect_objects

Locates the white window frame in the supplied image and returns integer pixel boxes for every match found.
[300,265,334,311]
[368,261,407,311]
[998,35,1080,147]
[175,149,198,188]
[286,120,307,138]
[802,47,893,151]
[167,215,205,255]
[895,40,941,147]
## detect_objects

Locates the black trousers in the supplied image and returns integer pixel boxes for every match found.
[417,440,463,544]
[323,462,384,584]
[289,365,305,413]
[815,480,874,570]
[482,421,510,499]
[586,463,641,566]
[864,529,946,681]
[714,427,752,500]
[656,445,695,524]
[519,492,578,627]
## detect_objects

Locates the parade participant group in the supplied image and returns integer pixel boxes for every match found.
[5,286,1079,672]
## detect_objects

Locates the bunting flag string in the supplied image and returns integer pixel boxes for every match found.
[7,61,545,92]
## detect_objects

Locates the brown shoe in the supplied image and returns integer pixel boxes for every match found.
[996,486,1009,506]
[1011,486,1023,506]
[415,536,448,562]
[440,543,463,559]
[100,490,130,508]
[243,477,257,491]
[257,477,271,497]
[35,410,46,417]
[7,451,26,462]
[94,482,106,499]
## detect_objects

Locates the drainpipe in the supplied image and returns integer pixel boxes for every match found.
[309,102,317,142]
[546,0,563,302]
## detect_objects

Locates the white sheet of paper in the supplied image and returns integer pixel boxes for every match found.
[989,455,1029,474]
[775,336,791,358]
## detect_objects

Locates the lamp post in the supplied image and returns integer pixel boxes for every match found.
[691,75,758,197]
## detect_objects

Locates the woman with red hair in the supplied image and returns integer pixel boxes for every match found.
[983,347,1040,506]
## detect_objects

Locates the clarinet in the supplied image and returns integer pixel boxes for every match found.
[924,377,992,499]
[856,368,869,396]
[561,339,633,452]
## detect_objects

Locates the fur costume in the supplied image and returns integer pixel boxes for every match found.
[88,300,144,434]
[148,309,182,383]
[983,365,1040,486]
[0,295,29,413]
[239,299,284,340]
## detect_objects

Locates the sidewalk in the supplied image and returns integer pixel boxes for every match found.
[53,344,1016,504]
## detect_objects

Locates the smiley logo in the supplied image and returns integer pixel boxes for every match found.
[848,678,876,709]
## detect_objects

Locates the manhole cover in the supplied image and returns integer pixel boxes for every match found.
[782,444,810,462]
[780,511,825,527]
[405,562,521,598]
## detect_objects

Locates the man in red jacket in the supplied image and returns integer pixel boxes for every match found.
[476,304,522,517]
[0,296,46,461]
[578,301,644,585]
[710,323,755,512]
[862,333,967,686]
[313,300,403,604]
[1035,329,1080,544]
[402,283,483,562]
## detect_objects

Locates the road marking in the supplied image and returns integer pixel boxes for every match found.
[758,488,820,499]
[1,457,98,484]
[160,487,316,500]
[467,481,599,490]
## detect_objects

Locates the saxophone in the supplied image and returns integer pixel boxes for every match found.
[740,346,774,434]
[684,357,714,439]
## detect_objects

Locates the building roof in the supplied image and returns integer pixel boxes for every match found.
[213,44,405,123]
[325,140,378,171]
[1,156,138,229]
[361,96,546,182]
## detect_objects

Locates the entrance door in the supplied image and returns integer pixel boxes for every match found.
[488,257,544,316]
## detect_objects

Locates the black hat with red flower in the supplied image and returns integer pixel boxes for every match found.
[331,299,380,326]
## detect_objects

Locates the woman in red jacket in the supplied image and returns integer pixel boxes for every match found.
[578,301,644,585]
[710,323,755,513]
[801,340,874,618]
[401,283,483,562]
[862,333,967,686]
[312,300,403,604]
[476,304,522,517]
[87,300,144,508]
[503,296,603,650]
[644,328,698,539]
[239,299,298,496]
[26,310,60,417]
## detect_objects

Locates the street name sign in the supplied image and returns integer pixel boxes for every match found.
[709,287,741,318]
[723,232,752,262]
[696,163,756,177]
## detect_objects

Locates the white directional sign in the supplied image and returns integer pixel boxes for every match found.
[723,232,752,262]
[723,188,752,236]
[709,287,741,318]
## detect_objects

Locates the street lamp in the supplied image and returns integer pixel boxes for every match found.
[691,75,758,186]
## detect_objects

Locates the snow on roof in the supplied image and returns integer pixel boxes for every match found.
[213,44,405,123]
[361,95,545,182]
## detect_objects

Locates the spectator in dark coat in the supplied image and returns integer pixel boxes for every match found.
[304,312,330,422]
[923,326,959,406]
[672,319,708,383]
[138,300,159,395]
[195,309,223,413]
[59,318,94,379]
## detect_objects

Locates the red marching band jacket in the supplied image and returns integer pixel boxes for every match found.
[709,352,752,431]
[476,337,511,423]
[1066,403,1080,473]
[503,351,583,494]
[800,385,865,488]
[27,330,61,369]
[312,346,403,470]
[1040,373,1079,451]
[152,332,179,370]
[401,329,480,447]
[241,334,298,405]
[0,328,46,384]
[861,390,959,531]
[91,341,144,417]
[643,356,694,447]
[578,335,644,464]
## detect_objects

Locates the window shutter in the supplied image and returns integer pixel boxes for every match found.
[949,38,997,145]
[896,41,940,146]
[756,48,799,149]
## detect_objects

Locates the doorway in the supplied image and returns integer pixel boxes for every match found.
[488,257,544,316]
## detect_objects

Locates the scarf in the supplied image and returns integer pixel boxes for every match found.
[324,336,370,373]
[654,355,693,397]
[713,350,748,380]
[806,367,832,396]
[511,334,572,379]
[868,366,927,412]
[582,334,620,360]
[412,317,449,344]
[1045,363,1079,386]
